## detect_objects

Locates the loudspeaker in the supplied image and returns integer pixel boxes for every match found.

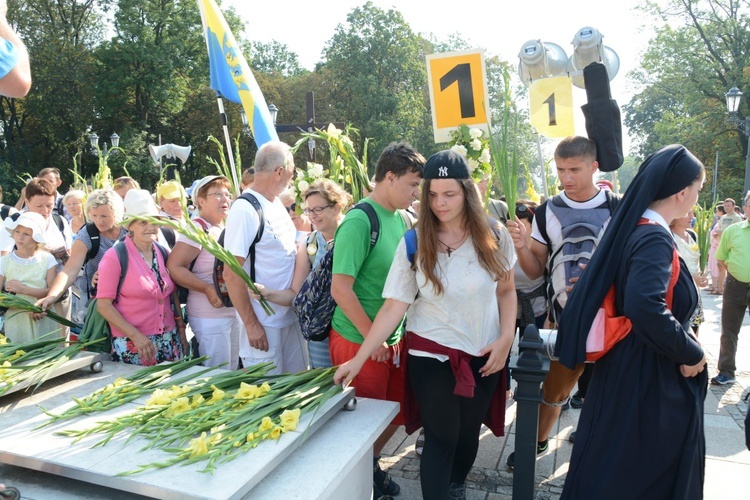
[148,144,192,164]
[517,39,569,87]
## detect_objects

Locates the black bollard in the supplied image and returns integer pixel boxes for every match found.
[509,325,551,500]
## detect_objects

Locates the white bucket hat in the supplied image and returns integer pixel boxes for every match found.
[123,189,161,227]
[5,211,47,244]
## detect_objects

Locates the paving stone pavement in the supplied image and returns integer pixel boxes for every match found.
[379,288,750,499]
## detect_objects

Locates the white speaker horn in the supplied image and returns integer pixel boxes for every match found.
[517,40,569,87]
[566,26,620,89]
[148,144,192,164]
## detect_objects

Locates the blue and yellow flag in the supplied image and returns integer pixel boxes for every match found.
[197,0,278,147]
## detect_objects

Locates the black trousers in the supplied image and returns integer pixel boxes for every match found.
[408,354,500,500]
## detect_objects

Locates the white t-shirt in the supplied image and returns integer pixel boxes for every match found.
[223,189,297,327]
[177,218,236,319]
[382,228,517,361]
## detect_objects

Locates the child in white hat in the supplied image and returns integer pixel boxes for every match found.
[0,211,59,342]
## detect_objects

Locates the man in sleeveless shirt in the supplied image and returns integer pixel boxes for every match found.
[506,136,618,468]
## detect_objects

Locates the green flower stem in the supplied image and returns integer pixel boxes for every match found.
[125,214,274,316]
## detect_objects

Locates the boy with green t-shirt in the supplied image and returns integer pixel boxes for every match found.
[329,142,424,499]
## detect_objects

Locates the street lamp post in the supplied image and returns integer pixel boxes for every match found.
[90,132,120,158]
[725,86,750,196]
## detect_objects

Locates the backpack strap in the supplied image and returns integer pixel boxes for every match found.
[84,222,100,263]
[113,242,129,303]
[306,230,319,267]
[239,192,264,282]
[535,198,551,247]
[161,226,176,248]
[52,213,65,233]
[405,228,418,266]
[350,201,380,251]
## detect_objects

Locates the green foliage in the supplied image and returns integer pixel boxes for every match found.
[322,1,432,166]
[625,0,750,198]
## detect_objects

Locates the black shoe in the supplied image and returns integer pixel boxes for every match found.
[448,482,466,500]
[569,431,576,443]
[570,392,584,409]
[506,439,548,469]
[560,398,571,411]
[373,482,395,500]
[374,457,400,496]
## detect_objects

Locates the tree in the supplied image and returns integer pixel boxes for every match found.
[321,1,432,169]
[625,0,750,198]
[3,0,106,192]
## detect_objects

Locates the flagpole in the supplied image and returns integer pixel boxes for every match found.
[215,91,241,196]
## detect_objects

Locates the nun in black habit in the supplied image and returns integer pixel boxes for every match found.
[556,144,708,499]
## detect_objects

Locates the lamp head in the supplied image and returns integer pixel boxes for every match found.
[726,86,742,114]
[517,40,568,87]
[267,103,279,125]
[566,26,620,89]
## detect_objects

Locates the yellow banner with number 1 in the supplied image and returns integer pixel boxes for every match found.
[530,76,574,138]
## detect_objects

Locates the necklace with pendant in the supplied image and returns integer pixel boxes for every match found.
[437,231,467,257]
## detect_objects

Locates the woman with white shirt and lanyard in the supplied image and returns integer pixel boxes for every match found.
[334,150,517,500]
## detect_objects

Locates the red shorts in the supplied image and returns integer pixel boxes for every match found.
[329,328,404,425]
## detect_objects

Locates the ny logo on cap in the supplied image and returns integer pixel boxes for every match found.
[438,166,448,177]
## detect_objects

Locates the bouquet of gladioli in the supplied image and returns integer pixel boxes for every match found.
[295,124,371,203]
[292,162,327,209]
[693,204,713,274]
[56,365,342,475]
[448,124,493,182]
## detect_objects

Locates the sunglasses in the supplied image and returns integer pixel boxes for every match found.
[286,203,296,213]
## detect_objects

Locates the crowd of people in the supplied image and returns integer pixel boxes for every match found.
[1,133,748,499]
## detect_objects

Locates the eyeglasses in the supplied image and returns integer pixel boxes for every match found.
[286,203,296,213]
[303,204,333,215]
[206,192,232,200]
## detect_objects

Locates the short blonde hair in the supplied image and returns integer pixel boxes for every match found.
[63,189,85,205]
[303,179,352,211]
[85,188,124,223]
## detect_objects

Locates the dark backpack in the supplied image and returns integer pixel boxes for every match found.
[214,193,264,308]
[292,202,381,341]
[0,204,12,221]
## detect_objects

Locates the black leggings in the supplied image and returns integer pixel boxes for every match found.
[408,354,501,500]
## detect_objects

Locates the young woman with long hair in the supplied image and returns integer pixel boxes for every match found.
[334,150,517,500]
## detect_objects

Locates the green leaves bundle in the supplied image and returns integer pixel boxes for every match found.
[0,292,82,329]
[0,333,103,396]
[486,69,519,221]
[124,213,274,316]
[693,204,714,274]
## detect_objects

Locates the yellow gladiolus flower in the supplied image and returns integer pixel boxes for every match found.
[190,393,205,408]
[269,426,282,440]
[209,385,226,403]
[186,432,210,458]
[259,382,271,395]
[235,382,260,400]
[145,388,172,406]
[280,408,301,432]
[165,396,191,417]
[113,377,128,387]
[258,416,274,432]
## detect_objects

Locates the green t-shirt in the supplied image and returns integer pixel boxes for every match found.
[331,198,407,345]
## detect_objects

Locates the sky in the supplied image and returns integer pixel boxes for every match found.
[225,0,658,157]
